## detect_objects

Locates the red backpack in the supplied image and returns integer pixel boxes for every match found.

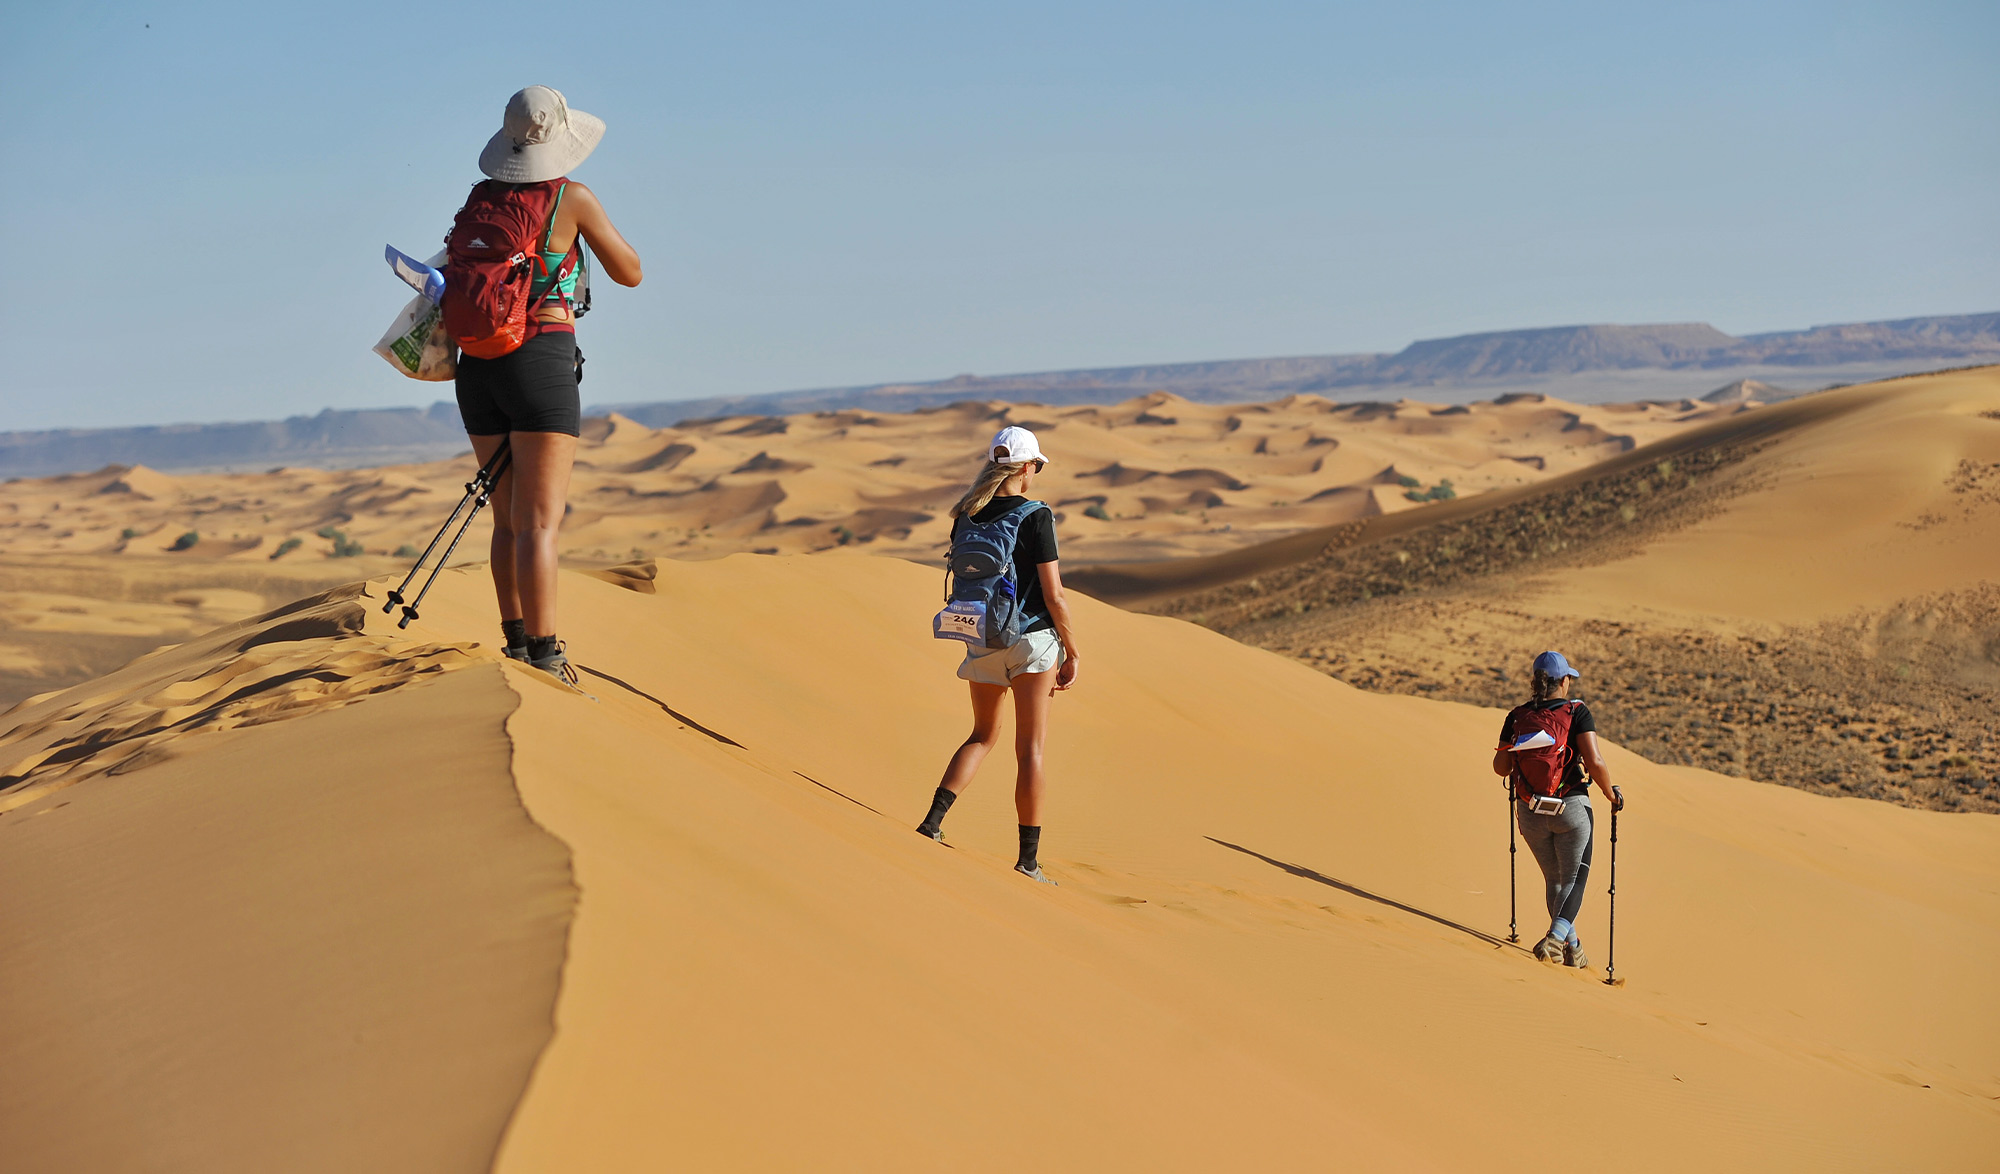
[441,179,580,359]
[1505,700,1582,800]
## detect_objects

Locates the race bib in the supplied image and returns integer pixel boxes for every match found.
[934,600,987,644]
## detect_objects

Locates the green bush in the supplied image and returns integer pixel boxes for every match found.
[120,527,141,540]
[314,524,341,539]
[393,544,421,559]
[1404,480,1456,503]
[168,531,199,551]
[1396,474,1421,488]
[269,537,302,560]
[1083,503,1111,521]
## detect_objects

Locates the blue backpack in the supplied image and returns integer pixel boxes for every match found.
[933,500,1048,648]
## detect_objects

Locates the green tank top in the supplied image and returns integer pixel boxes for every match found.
[532,182,583,304]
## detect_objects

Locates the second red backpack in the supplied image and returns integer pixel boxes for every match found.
[441,179,570,359]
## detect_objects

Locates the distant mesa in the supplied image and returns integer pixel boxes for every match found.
[8,312,1999,480]
[590,312,2000,432]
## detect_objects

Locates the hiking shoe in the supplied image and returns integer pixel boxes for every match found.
[529,643,580,687]
[917,826,944,842]
[1014,863,1057,886]
[1564,940,1589,969]
[1532,933,1565,963]
[503,645,531,663]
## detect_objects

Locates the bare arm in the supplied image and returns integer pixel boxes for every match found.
[1575,731,1617,802]
[566,182,643,286]
[1036,560,1079,690]
[1492,745,1514,777]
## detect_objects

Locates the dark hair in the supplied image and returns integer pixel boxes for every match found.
[1532,669,1566,701]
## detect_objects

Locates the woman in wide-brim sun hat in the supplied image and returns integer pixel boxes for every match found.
[451,85,644,685]
[914,426,1081,885]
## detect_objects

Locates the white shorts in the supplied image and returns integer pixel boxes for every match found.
[957,627,1065,685]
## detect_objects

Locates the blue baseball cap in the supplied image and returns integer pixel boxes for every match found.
[1533,650,1580,679]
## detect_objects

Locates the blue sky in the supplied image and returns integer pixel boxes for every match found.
[2,0,1995,430]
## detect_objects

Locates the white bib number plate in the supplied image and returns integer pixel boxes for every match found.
[934,600,987,644]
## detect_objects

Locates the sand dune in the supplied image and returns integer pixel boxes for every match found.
[2,552,1995,1170]
[0,391,1752,703]
[0,390,1748,569]
[1075,367,2000,810]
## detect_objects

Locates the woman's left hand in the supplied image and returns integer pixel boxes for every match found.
[1055,652,1079,691]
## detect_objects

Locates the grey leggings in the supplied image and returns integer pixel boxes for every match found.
[1517,796,1594,933]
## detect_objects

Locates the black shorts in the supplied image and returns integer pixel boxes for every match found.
[454,330,582,436]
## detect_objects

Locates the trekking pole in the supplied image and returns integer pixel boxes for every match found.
[1506,778,1519,944]
[383,440,512,617]
[1603,805,1622,986]
[395,445,511,630]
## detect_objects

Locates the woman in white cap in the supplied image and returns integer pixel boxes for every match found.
[1491,650,1623,966]
[915,426,1080,884]
[451,85,642,682]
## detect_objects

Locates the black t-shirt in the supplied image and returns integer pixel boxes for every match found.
[1499,699,1597,795]
[953,496,1059,634]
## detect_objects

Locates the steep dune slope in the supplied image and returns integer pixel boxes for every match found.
[5,554,1994,1170]
[1077,368,2000,809]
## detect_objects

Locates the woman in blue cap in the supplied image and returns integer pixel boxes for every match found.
[1491,650,1623,966]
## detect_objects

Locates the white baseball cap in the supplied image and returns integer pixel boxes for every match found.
[989,425,1049,466]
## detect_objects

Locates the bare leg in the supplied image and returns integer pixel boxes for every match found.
[938,682,1008,794]
[467,434,519,621]
[505,431,578,635]
[1009,668,1057,825]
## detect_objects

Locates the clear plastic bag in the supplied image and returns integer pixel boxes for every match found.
[373,249,455,381]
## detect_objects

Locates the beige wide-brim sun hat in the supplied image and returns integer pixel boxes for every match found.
[478,85,605,183]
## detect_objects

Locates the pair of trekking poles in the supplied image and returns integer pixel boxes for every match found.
[382,441,511,629]
[1507,779,1621,986]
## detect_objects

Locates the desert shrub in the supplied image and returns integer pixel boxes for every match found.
[1396,474,1420,488]
[168,531,199,551]
[1083,503,1111,521]
[269,536,303,560]
[1403,480,1456,503]
[120,527,140,540]
[393,544,421,559]
[314,524,341,539]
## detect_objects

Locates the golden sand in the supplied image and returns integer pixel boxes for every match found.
[0,548,1993,1169]
[0,372,1994,1169]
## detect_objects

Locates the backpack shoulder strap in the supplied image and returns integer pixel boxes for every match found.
[540,179,570,255]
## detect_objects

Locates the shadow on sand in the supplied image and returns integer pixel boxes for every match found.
[1206,837,1521,952]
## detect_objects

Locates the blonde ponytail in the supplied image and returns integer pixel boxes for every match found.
[950,456,1031,519]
